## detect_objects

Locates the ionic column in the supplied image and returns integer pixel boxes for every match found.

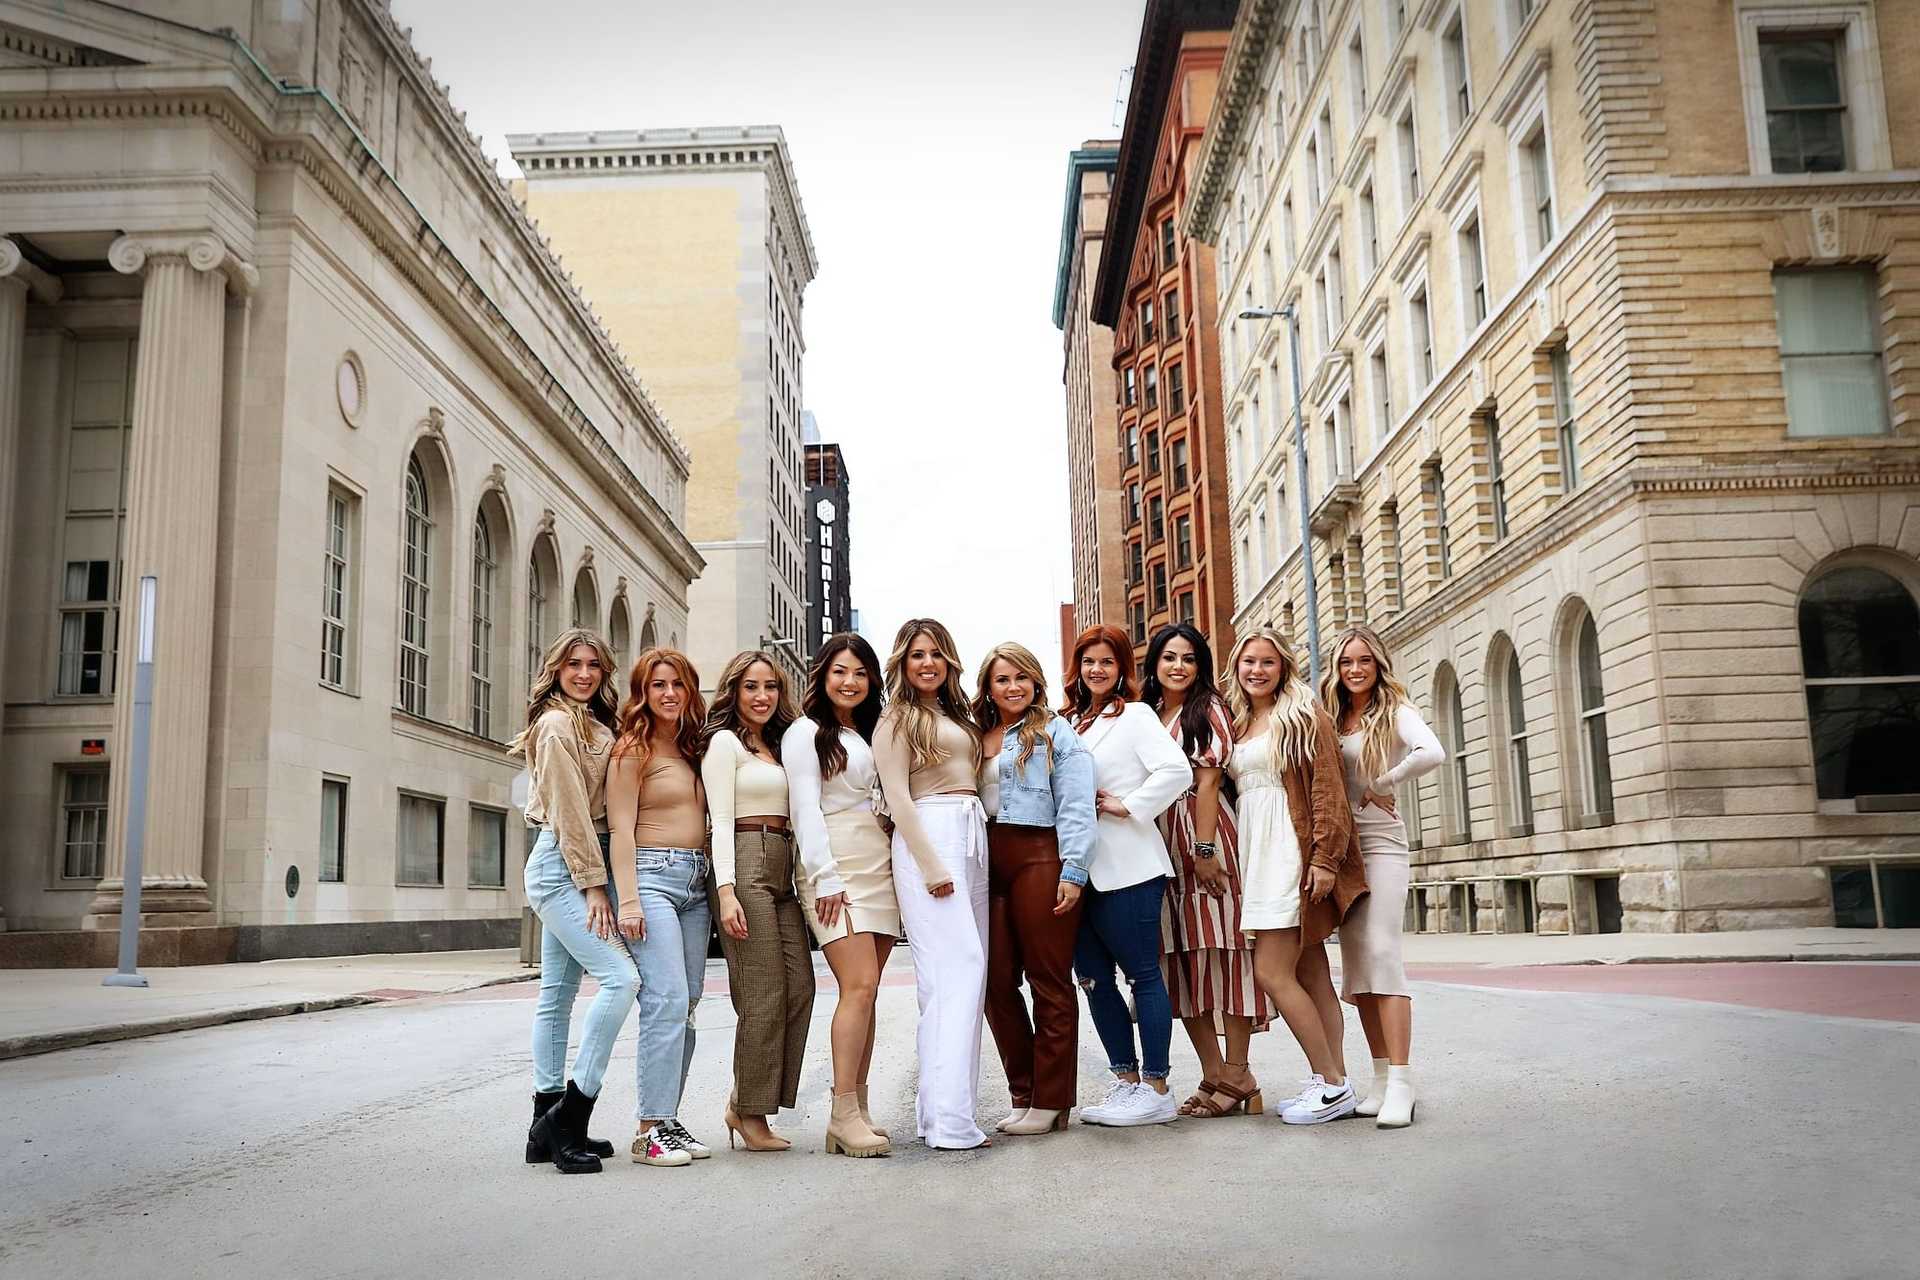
[0,239,61,934]
[88,233,255,926]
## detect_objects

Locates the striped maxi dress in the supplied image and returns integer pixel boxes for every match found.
[1157,703,1274,1030]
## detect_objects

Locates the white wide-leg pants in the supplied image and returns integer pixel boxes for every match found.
[892,795,990,1150]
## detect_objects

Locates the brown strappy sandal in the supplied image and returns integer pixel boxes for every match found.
[1177,1081,1225,1116]
[1187,1064,1264,1118]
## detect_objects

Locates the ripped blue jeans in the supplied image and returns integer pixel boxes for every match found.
[1073,875,1173,1081]
[624,846,712,1122]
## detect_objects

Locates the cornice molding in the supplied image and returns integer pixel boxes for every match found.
[107,231,258,297]
[1338,135,1376,190]
[1184,0,1290,242]
[1390,230,1432,286]
[1491,47,1552,128]
[1437,149,1484,221]
[1375,53,1418,124]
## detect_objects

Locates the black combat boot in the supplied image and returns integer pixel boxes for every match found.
[528,1080,606,1174]
[528,1090,612,1162]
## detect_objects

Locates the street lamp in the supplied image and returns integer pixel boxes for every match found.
[1238,303,1323,690]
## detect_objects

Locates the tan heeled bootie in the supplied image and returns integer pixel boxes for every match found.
[824,1091,892,1157]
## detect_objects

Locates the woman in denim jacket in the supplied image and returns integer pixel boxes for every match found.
[970,641,1095,1137]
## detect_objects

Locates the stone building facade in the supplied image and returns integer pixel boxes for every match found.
[509,128,818,692]
[1092,0,1243,663]
[0,0,699,960]
[1187,0,1920,933]
[802,412,854,648]
[1055,142,1127,643]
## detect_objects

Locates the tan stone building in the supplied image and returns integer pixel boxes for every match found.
[0,0,699,959]
[1187,0,1920,933]
[508,128,818,692]
[1055,141,1127,644]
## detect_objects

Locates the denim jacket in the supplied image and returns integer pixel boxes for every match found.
[987,715,1096,886]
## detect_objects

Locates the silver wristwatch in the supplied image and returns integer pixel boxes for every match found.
[1194,841,1218,860]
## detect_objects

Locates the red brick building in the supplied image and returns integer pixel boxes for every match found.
[1091,0,1239,663]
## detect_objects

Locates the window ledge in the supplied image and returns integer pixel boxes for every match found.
[320,681,359,699]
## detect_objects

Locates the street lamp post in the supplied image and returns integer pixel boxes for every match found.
[1239,304,1323,689]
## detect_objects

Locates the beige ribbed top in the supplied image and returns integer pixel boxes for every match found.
[632,751,706,852]
[874,707,978,888]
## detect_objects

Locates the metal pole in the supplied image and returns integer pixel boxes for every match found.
[1283,306,1323,689]
[103,574,156,989]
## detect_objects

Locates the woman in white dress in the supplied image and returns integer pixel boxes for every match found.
[782,633,897,1158]
[1320,625,1445,1130]
[1221,627,1369,1126]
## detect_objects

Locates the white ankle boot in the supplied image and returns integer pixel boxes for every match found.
[1376,1065,1415,1129]
[1002,1107,1068,1135]
[1354,1058,1390,1118]
[995,1108,1029,1133]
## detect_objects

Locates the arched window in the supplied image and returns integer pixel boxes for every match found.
[608,596,632,681]
[399,457,432,716]
[470,512,497,738]
[1799,563,1920,800]
[1434,663,1471,841]
[1558,601,1614,827]
[572,568,599,633]
[1488,637,1534,836]
[528,535,559,684]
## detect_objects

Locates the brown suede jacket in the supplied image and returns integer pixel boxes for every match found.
[1282,705,1370,946]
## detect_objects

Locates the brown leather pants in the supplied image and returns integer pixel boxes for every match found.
[983,822,1083,1110]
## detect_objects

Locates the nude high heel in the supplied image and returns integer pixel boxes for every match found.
[723,1104,792,1152]
[824,1092,891,1157]
[1001,1107,1070,1135]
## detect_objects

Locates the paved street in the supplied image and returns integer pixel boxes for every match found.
[2,952,1913,1280]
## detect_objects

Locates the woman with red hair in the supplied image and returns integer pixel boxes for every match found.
[1061,625,1192,1127]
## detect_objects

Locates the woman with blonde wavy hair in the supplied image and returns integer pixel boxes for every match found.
[874,617,990,1149]
[515,627,639,1175]
[606,647,713,1166]
[1319,625,1444,1130]
[1221,626,1368,1126]
[701,649,811,1153]
[970,641,1095,1136]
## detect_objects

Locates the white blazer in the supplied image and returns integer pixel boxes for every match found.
[1077,701,1194,892]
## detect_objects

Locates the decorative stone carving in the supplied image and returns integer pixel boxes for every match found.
[108,232,258,296]
[1810,206,1841,259]
[487,462,507,492]
[538,508,555,535]
[580,545,594,567]
[0,236,61,302]
[422,405,445,438]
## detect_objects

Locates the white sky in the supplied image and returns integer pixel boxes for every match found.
[390,0,1142,688]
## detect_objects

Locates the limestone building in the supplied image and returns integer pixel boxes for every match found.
[1055,141,1127,641]
[1187,0,1920,933]
[802,412,854,649]
[1092,0,1243,661]
[508,128,817,691]
[0,0,699,959]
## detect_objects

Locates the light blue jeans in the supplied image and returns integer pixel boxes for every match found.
[623,847,712,1122]
[526,828,640,1098]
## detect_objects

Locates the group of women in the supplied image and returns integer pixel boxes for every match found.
[515,612,1444,1172]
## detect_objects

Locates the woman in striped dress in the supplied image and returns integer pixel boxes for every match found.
[1142,623,1275,1117]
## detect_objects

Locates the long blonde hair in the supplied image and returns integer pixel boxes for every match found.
[700,650,800,760]
[1221,626,1322,773]
[882,618,979,771]
[1320,625,1410,783]
[509,627,619,756]
[971,642,1054,771]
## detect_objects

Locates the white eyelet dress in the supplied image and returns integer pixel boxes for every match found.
[1226,732,1304,935]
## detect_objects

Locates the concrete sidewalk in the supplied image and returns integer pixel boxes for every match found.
[0,949,531,1060]
[4,928,1916,1062]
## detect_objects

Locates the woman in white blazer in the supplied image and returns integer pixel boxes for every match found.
[1061,625,1194,1128]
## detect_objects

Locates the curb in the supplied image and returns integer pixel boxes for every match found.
[1407,951,1920,969]
[0,970,538,1063]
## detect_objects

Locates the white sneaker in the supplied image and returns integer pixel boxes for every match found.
[631,1123,693,1166]
[1280,1077,1358,1125]
[1079,1079,1138,1126]
[1096,1082,1180,1127]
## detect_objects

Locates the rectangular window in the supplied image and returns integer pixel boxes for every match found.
[1398,106,1421,211]
[1131,600,1147,645]
[1141,298,1157,345]
[60,768,109,880]
[1238,533,1253,603]
[1773,268,1890,437]
[1127,483,1142,527]
[1261,241,1277,306]
[1146,429,1162,476]
[1317,105,1334,189]
[1124,367,1137,406]
[1359,182,1379,275]
[1129,540,1144,586]
[1160,217,1177,270]
[1760,31,1847,174]
[1371,347,1394,442]
[1334,393,1354,478]
[1430,464,1454,579]
[1175,514,1193,568]
[1443,14,1471,133]
[1168,363,1186,416]
[1461,215,1487,327]
[1349,29,1368,116]
[320,776,348,883]
[1305,137,1322,212]
[1172,438,1190,490]
[1126,424,1139,468]
[1164,289,1180,338]
[396,793,445,886]
[1412,288,1435,388]
[1551,343,1581,490]
[57,340,134,698]
[1327,245,1345,332]
[1149,495,1166,545]
[469,805,507,888]
[1177,590,1195,623]
[1152,562,1168,612]
[1523,127,1555,252]
[322,489,353,689]
[1487,411,1510,540]
[1281,195,1297,269]
[1144,364,1159,410]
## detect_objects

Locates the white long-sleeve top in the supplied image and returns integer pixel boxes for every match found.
[1337,704,1446,802]
[780,717,878,898]
[1075,701,1194,892]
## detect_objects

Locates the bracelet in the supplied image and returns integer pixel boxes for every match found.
[1194,841,1218,859]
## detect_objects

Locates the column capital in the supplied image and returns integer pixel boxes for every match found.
[108,232,258,298]
[0,236,63,303]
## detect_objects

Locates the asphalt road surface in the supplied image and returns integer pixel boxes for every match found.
[1,954,1912,1280]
